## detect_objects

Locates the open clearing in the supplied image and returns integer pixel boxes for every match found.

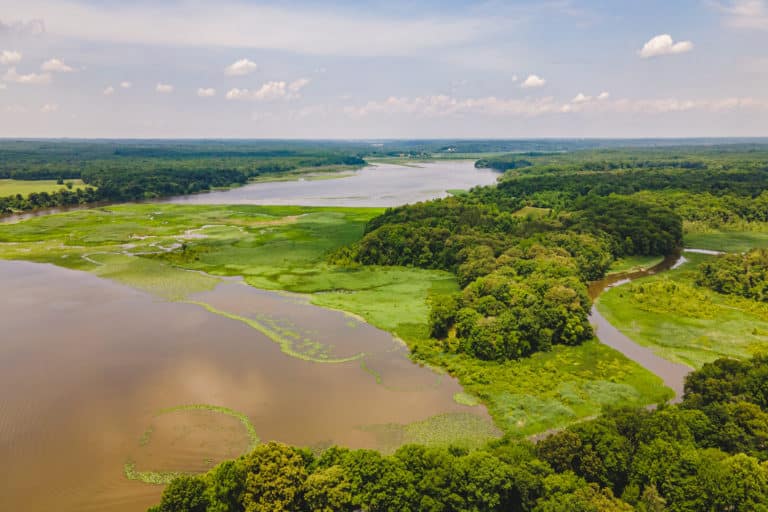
[0,179,88,196]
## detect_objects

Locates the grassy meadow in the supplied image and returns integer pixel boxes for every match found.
[0,178,88,196]
[0,203,672,437]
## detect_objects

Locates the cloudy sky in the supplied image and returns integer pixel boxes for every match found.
[0,0,767,138]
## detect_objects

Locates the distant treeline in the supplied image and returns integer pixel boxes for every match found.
[0,141,366,214]
[150,355,768,512]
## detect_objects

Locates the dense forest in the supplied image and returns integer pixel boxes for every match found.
[150,355,768,512]
[697,248,768,301]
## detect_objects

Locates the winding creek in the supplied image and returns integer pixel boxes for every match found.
[589,251,700,403]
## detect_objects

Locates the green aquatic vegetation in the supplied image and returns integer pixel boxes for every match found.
[154,404,260,450]
[358,412,501,454]
[89,253,221,300]
[453,392,481,406]
[598,252,768,368]
[186,300,365,363]
[124,461,185,485]
[125,404,261,485]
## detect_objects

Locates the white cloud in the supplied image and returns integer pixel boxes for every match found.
[103,85,115,96]
[598,91,610,100]
[639,34,693,58]
[197,87,216,97]
[288,78,310,92]
[0,50,22,65]
[41,58,74,72]
[343,94,768,118]
[521,74,546,88]
[225,78,310,101]
[718,0,768,30]
[156,83,174,93]
[0,83,6,90]
[40,103,59,113]
[572,93,591,103]
[3,67,51,84]
[120,81,132,88]
[224,58,258,76]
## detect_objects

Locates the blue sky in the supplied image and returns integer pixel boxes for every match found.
[0,0,766,138]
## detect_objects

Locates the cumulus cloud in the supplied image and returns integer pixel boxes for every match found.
[41,58,74,72]
[120,81,132,88]
[288,78,310,92]
[225,58,258,76]
[103,85,114,96]
[639,34,693,58]
[40,103,58,113]
[197,87,216,97]
[521,74,546,88]
[155,83,174,93]
[225,78,310,101]
[3,67,51,84]
[572,93,591,103]
[598,91,610,100]
[0,50,22,65]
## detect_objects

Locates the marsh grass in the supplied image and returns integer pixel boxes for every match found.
[358,412,502,454]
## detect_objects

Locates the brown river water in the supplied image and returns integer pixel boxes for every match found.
[0,261,491,511]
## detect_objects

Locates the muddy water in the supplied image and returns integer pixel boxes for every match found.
[588,252,693,402]
[0,261,491,511]
[163,161,501,207]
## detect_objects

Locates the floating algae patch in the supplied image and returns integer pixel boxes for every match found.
[358,412,501,455]
[87,253,220,301]
[125,404,259,485]
[360,355,444,391]
[453,392,481,407]
[186,300,364,363]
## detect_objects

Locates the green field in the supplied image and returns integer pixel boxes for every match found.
[684,229,768,252]
[598,250,768,368]
[0,179,88,196]
[0,204,671,436]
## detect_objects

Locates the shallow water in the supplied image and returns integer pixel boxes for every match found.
[0,260,492,511]
[163,161,501,207]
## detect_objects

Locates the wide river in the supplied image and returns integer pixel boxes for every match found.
[0,160,500,511]
[164,161,501,207]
